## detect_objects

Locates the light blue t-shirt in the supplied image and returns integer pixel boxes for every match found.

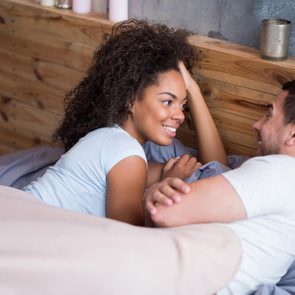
[24,125,147,216]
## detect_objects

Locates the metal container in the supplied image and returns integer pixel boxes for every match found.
[55,0,72,9]
[260,19,291,61]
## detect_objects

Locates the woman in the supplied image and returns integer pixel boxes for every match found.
[23,19,226,225]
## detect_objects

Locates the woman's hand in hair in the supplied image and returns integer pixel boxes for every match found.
[178,61,200,93]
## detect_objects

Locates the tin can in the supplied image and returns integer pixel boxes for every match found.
[260,19,291,61]
[55,0,72,9]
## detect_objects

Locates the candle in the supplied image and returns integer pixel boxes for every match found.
[73,0,92,14]
[40,0,55,6]
[109,0,128,23]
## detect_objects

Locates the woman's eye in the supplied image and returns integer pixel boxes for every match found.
[181,103,187,110]
[162,100,173,106]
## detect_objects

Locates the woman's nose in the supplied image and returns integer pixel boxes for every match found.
[172,105,185,123]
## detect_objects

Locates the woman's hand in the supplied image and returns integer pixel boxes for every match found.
[178,61,228,166]
[178,61,200,93]
[162,154,201,180]
[143,177,190,215]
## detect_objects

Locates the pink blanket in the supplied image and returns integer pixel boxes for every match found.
[0,185,241,295]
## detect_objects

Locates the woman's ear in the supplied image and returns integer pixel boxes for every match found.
[129,100,137,114]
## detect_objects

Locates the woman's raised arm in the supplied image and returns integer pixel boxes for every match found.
[179,62,228,166]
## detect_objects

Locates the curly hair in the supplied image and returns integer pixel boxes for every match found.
[54,19,197,151]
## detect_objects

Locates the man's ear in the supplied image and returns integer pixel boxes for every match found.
[286,125,295,146]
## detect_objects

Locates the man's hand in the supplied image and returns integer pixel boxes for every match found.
[162,154,201,180]
[143,177,190,215]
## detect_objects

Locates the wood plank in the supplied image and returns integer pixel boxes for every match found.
[176,125,257,157]
[0,73,64,115]
[0,96,61,143]
[0,124,52,154]
[0,27,95,72]
[224,141,256,157]
[0,0,112,47]
[179,108,257,150]
[210,108,257,148]
[189,35,295,95]
[195,74,272,120]
[0,48,84,93]
[0,143,16,155]
[0,0,111,72]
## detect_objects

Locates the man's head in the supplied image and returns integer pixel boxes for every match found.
[253,80,295,156]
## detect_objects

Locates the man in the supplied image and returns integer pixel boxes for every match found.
[144,80,295,295]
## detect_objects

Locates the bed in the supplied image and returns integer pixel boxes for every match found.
[1,0,295,294]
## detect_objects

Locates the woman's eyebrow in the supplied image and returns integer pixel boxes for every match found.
[157,92,176,99]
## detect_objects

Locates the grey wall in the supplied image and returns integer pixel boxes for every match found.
[127,0,295,57]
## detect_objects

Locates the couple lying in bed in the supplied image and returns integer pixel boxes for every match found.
[12,19,295,294]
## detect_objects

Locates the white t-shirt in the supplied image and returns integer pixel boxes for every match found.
[218,155,295,294]
[24,125,147,217]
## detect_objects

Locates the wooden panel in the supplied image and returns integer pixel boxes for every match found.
[0,48,85,116]
[0,142,16,155]
[0,71,64,115]
[0,0,112,47]
[0,96,61,152]
[1,0,295,157]
[189,35,295,94]
[0,26,95,72]
[0,48,84,92]
[0,124,51,152]
[196,75,272,120]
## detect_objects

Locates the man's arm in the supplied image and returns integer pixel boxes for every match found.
[146,176,247,227]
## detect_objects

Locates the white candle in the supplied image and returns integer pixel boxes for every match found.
[40,0,55,7]
[109,0,128,23]
[73,0,92,14]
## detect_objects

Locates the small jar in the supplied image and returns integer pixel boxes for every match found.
[73,0,91,14]
[40,0,55,7]
[55,0,72,9]
[109,0,128,23]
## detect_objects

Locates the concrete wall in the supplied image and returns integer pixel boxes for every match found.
[94,0,295,57]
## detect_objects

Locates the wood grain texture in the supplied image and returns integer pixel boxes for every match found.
[1,0,295,156]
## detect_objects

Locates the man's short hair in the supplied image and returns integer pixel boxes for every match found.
[282,80,295,125]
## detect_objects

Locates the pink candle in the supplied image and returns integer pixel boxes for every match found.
[73,0,92,14]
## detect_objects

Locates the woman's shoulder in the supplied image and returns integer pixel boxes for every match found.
[68,125,143,157]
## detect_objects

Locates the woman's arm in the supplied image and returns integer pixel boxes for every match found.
[179,62,228,166]
[106,156,147,226]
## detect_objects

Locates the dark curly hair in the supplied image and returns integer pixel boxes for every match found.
[54,19,197,151]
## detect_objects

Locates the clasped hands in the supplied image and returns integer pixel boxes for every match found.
[144,154,200,225]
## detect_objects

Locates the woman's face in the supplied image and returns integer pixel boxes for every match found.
[123,69,187,145]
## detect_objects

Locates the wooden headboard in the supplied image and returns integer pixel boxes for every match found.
[1,0,295,157]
